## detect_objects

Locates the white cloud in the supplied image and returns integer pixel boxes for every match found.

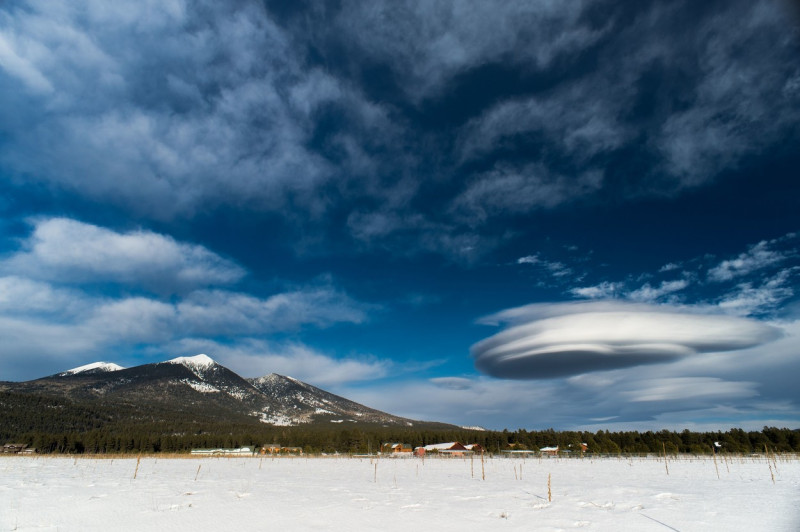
[451,164,603,224]
[656,2,800,186]
[708,240,786,282]
[0,315,99,359]
[458,87,629,166]
[0,217,371,379]
[85,297,177,343]
[628,279,689,303]
[0,1,383,220]
[340,368,781,431]
[717,268,796,316]
[4,283,368,346]
[517,253,572,277]
[176,287,370,334]
[340,376,560,428]
[453,0,800,197]
[344,318,800,430]
[3,217,244,292]
[0,31,54,93]
[0,268,371,381]
[563,233,798,316]
[659,262,681,273]
[516,253,574,283]
[569,282,623,300]
[346,210,490,262]
[618,377,758,403]
[1,1,797,264]
[0,275,89,317]
[324,1,603,101]
[472,300,781,379]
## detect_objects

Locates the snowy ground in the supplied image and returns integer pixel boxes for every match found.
[2,454,798,531]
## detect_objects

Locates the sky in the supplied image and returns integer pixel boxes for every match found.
[1,0,799,432]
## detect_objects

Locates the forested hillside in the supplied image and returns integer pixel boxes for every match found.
[2,391,797,454]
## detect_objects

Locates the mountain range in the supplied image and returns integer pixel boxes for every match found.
[0,354,456,430]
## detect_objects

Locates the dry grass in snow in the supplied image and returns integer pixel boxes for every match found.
[1,454,798,531]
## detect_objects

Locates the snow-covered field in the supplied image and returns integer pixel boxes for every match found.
[2,454,798,531]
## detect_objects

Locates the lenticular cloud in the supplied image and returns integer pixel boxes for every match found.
[472,301,782,379]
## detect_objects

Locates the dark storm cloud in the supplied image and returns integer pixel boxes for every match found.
[472,301,782,379]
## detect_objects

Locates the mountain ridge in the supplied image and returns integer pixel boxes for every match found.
[1,355,455,430]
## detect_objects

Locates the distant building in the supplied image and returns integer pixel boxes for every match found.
[464,443,485,453]
[501,449,537,457]
[381,443,412,454]
[190,447,254,456]
[414,442,471,456]
[539,446,559,456]
[2,443,32,454]
[261,445,282,454]
[259,445,303,455]
[280,447,303,455]
[567,443,589,453]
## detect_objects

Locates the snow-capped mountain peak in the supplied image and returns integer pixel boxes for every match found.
[10,360,455,431]
[59,361,125,376]
[166,354,216,369]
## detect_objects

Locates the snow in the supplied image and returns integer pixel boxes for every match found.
[59,361,125,375]
[256,412,301,426]
[224,389,249,401]
[4,454,796,531]
[179,379,220,393]
[166,354,216,369]
[423,442,462,451]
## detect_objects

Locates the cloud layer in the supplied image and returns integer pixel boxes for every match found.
[1,1,797,258]
[0,217,372,381]
[472,301,782,379]
[561,232,799,316]
[4,218,244,292]
[342,319,800,430]
[0,2,797,431]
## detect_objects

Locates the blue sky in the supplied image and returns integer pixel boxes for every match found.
[1,0,799,431]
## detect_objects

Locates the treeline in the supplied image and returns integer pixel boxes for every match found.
[2,391,798,455]
[248,426,800,455]
[5,425,798,456]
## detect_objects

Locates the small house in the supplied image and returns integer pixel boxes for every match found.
[417,442,471,457]
[539,446,559,456]
[501,449,537,457]
[258,445,302,455]
[567,443,589,453]
[260,445,282,454]
[381,443,412,454]
[2,443,28,454]
[281,447,303,455]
